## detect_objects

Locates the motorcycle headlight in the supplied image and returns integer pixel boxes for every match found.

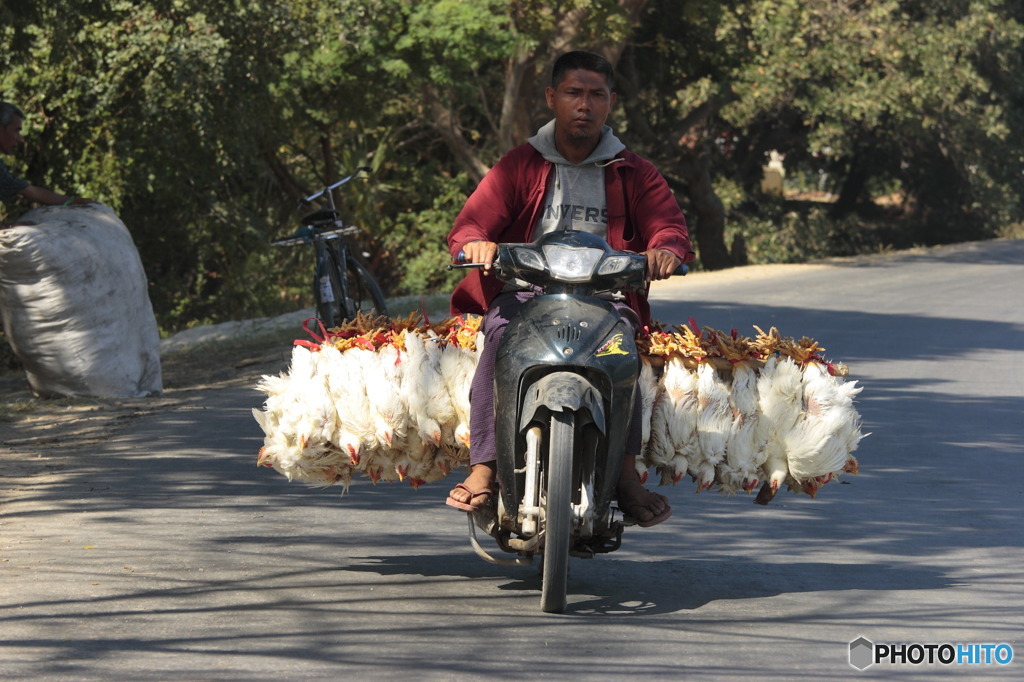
[596,255,632,276]
[542,245,604,281]
[513,247,546,271]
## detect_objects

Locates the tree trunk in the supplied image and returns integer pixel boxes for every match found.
[437,0,651,182]
[831,153,869,219]
[319,129,340,204]
[498,44,539,153]
[672,152,732,270]
[616,58,732,271]
[423,85,491,185]
[262,147,308,204]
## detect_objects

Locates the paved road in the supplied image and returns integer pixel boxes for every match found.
[2,240,1022,680]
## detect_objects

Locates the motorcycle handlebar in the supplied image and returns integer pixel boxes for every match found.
[446,249,477,270]
[447,250,688,277]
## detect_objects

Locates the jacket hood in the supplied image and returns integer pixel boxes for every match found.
[527,119,626,166]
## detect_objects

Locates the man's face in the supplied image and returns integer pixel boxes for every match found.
[0,116,24,155]
[545,68,616,146]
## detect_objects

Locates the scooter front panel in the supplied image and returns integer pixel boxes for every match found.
[493,293,639,529]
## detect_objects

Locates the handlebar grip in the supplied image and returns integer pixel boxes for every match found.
[446,250,490,271]
[673,263,688,276]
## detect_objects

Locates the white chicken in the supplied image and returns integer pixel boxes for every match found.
[720,361,762,494]
[413,331,459,449]
[647,356,701,485]
[253,345,339,486]
[254,318,865,502]
[392,430,443,488]
[360,343,409,450]
[323,344,377,464]
[693,362,732,491]
[784,360,864,496]
[347,347,392,450]
[753,355,803,504]
[644,390,674,483]
[432,441,469,481]
[638,358,660,454]
[437,333,475,451]
[400,330,444,449]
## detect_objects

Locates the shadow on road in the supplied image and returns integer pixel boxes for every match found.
[3,244,1023,676]
[346,550,952,617]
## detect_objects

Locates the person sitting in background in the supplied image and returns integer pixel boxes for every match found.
[1,101,94,229]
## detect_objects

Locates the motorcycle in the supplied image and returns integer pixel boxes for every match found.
[450,229,684,613]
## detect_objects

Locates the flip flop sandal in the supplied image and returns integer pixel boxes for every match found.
[619,485,673,527]
[446,483,494,512]
[635,506,672,528]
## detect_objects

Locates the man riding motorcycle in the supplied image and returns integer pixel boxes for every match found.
[445,50,694,527]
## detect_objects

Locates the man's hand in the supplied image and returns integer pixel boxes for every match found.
[643,248,681,281]
[460,240,499,273]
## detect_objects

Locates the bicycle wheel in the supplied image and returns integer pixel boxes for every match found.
[541,410,574,614]
[314,246,346,329]
[342,254,389,320]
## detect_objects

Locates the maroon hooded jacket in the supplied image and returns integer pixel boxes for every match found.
[447,143,695,326]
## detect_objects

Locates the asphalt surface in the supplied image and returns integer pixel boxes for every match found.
[2,239,1022,680]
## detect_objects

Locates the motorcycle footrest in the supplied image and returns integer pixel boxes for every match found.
[571,523,624,556]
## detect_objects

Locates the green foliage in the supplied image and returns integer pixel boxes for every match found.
[727,201,891,264]
[2,0,294,330]
[713,0,1024,230]
[3,0,1023,332]
[386,172,475,296]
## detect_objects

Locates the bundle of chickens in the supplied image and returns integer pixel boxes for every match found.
[253,313,865,505]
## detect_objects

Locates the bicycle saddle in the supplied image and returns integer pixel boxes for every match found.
[301,209,341,226]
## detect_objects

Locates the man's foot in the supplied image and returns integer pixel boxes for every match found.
[446,462,496,512]
[617,477,672,527]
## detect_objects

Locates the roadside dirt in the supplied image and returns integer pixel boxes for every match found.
[0,326,298,483]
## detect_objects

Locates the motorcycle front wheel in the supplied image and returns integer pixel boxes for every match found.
[541,410,574,613]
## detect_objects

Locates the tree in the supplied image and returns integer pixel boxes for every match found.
[600,0,1024,266]
[4,0,1022,332]
[260,0,654,300]
[698,0,1024,246]
[1,0,296,328]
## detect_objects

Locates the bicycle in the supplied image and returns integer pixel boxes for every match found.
[272,167,389,328]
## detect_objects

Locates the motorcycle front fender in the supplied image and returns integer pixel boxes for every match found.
[518,372,605,434]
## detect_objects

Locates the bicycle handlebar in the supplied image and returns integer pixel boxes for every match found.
[271,224,360,246]
[300,166,371,205]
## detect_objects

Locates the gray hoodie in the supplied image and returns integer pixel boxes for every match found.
[527,119,626,238]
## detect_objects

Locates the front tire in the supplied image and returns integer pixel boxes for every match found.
[541,410,574,613]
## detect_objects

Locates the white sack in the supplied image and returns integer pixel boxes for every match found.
[0,204,162,397]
